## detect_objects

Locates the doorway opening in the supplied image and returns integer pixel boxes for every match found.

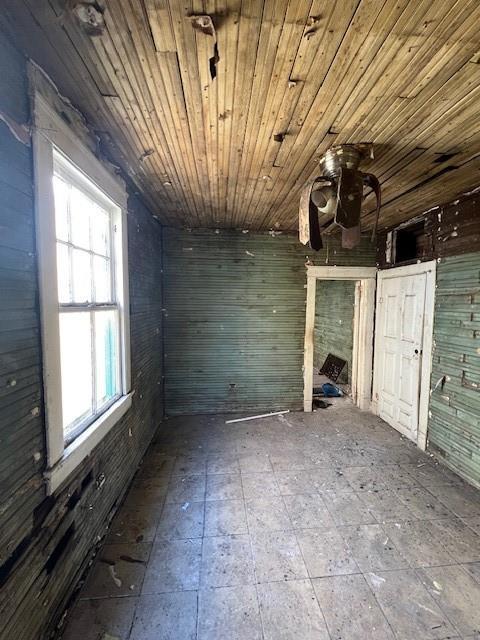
[304,266,377,413]
[312,280,356,406]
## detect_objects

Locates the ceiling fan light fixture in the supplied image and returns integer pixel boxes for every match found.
[311,185,336,215]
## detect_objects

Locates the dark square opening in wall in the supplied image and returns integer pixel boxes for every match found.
[394,220,427,263]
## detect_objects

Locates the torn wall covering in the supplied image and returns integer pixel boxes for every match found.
[0,30,163,640]
[163,228,376,415]
[377,193,480,489]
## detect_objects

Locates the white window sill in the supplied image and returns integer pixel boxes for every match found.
[44,393,133,494]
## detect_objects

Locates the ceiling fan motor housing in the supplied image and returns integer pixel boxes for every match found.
[299,143,381,250]
[319,144,366,177]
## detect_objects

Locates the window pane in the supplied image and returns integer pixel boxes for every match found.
[70,186,91,249]
[60,312,93,438]
[95,310,119,407]
[72,248,92,303]
[92,205,111,256]
[53,176,69,242]
[93,255,112,302]
[57,243,71,303]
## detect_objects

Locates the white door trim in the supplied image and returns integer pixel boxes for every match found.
[372,260,436,450]
[304,266,377,413]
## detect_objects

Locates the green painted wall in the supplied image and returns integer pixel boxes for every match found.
[163,229,376,415]
[314,280,355,385]
[0,31,164,639]
[428,252,480,489]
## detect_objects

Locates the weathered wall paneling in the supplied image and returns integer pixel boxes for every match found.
[377,192,480,488]
[0,31,164,640]
[428,251,480,489]
[377,190,480,268]
[0,26,44,567]
[163,229,376,415]
[314,281,356,385]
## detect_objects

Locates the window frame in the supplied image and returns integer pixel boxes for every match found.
[53,151,122,445]
[33,93,132,494]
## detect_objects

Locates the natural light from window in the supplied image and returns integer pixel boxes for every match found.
[52,155,121,444]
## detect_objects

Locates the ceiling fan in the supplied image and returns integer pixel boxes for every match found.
[299,143,381,250]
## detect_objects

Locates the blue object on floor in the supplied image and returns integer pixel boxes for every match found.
[322,383,343,397]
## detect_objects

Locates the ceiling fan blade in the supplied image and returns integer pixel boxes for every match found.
[309,198,323,251]
[342,225,361,249]
[299,177,316,245]
[335,167,363,229]
[361,172,381,241]
[299,176,330,247]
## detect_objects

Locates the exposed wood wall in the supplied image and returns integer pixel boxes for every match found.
[377,191,480,267]
[0,31,164,640]
[314,281,356,386]
[163,229,376,415]
[377,192,480,488]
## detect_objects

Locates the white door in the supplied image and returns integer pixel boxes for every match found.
[373,268,428,442]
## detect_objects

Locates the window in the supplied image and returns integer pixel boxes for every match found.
[33,93,131,493]
[53,154,122,443]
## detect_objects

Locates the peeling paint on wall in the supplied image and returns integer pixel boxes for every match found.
[428,251,480,489]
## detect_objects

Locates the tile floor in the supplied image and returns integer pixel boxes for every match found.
[61,405,480,640]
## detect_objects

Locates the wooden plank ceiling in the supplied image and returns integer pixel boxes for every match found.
[2,0,480,231]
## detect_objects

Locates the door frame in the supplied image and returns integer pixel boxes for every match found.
[372,260,436,450]
[303,266,377,413]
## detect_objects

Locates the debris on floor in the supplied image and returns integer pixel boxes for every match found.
[368,573,386,587]
[320,353,347,382]
[313,398,332,409]
[313,382,343,401]
[321,382,343,397]
[60,410,480,639]
[225,410,289,424]
[108,565,122,588]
